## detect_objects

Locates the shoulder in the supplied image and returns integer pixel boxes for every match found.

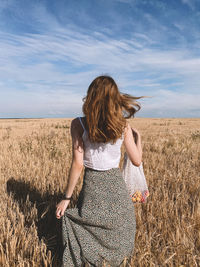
[70,117,78,131]
[70,117,82,136]
[71,117,80,127]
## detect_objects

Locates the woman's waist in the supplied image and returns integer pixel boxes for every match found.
[84,166,120,172]
[83,157,120,171]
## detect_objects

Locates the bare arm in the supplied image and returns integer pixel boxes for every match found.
[131,127,142,160]
[56,118,84,219]
[63,118,84,198]
[123,123,142,167]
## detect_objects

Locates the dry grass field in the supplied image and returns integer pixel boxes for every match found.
[0,117,199,267]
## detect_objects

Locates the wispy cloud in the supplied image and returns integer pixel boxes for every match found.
[182,0,195,10]
[0,0,200,118]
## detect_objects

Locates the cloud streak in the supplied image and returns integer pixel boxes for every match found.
[0,0,200,118]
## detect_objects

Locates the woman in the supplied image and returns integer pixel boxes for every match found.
[56,75,144,267]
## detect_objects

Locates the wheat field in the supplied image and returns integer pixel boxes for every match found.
[0,118,199,267]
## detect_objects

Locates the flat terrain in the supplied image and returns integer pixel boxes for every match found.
[0,118,199,266]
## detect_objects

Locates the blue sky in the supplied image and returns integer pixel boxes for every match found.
[0,0,200,118]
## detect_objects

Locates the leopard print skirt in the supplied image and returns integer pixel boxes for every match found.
[62,167,136,267]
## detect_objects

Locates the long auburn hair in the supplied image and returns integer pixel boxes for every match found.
[82,75,146,144]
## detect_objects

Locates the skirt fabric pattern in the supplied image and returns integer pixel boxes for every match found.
[62,167,136,267]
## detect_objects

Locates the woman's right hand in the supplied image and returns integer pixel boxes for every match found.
[55,199,70,219]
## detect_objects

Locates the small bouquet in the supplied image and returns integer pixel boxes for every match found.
[131,189,149,203]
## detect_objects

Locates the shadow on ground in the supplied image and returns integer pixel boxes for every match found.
[6,177,65,267]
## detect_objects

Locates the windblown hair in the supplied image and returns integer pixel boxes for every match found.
[82,75,146,144]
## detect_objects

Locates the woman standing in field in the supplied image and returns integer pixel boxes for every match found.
[55,75,144,267]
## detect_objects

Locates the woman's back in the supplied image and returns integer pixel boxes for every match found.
[59,75,144,266]
[78,117,124,171]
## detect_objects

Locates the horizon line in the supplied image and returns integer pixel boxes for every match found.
[0,117,199,120]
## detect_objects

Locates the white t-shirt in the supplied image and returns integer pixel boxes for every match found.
[78,117,124,171]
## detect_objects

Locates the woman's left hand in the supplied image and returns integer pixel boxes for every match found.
[55,199,70,219]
